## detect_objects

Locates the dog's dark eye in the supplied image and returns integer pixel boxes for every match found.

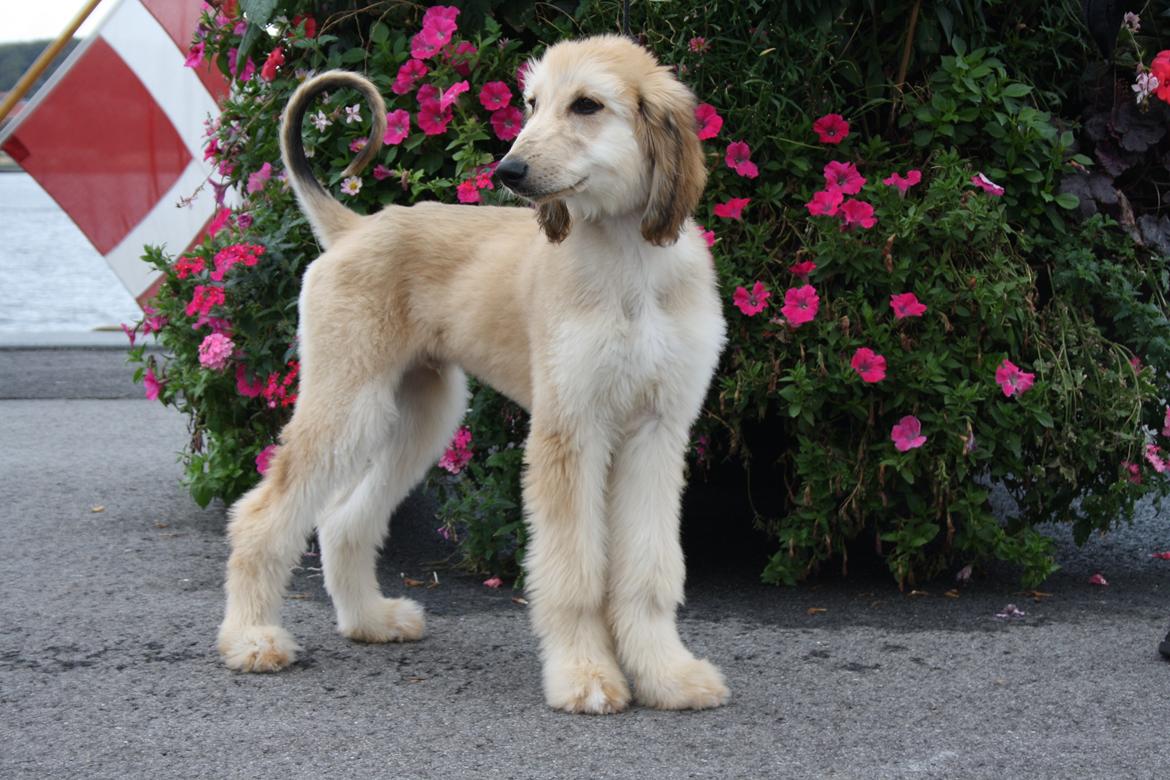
[527,98,537,112]
[570,97,603,115]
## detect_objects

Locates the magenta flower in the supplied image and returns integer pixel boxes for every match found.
[851,347,887,383]
[142,306,167,334]
[840,199,877,229]
[824,161,865,195]
[891,415,927,452]
[995,359,1035,397]
[490,105,523,141]
[479,81,512,111]
[883,169,922,195]
[144,367,163,401]
[457,179,481,204]
[732,281,771,316]
[391,59,428,95]
[788,260,816,278]
[447,41,477,77]
[890,292,927,319]
[184,41,205,69]
[516,62,530,91]
[812,113,849,144]
[1146,444,1168,474]
[120,323,137,347]
[246,162,272,194]
[236,364,263,398]
[255,444,278,475]
[781,285,820,327]
[439,426,474,474]
[383,109,410,145]
[207,207,232,237]
[725,141,759,178]
[713,197,750,220]
[372,165,392,181]
[695,103,723,140]
[483,576,503,589]
[418,100,453,136]
[806,188,843,217]
[410,26,447,60]
[1123,460,1143,484]
[211,243,265,282]
[688,36,709,53]
[423,5,460,31]
[699,227,715,248]
[186,284,225,320]
[1088,573,1109,586]
[198,332,235,371]
[439,80,470,111]
[971,172,1005,196]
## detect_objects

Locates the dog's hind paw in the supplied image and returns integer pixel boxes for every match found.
[339,597,425,643]
[635,657,729,710]
[545,662,631,715]
[218,624,300,672]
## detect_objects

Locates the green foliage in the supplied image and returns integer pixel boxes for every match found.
[131,1,1170,587]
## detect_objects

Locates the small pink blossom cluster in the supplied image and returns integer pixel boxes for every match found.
[805,159,878,230]
[211,242,265,281]
[262,360,300,409]
[457,164,496,204]
[186,284,226,329]
[438,426,474,474]
[255,444,278,475]
[198,332,235,371]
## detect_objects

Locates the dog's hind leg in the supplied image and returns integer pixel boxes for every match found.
[217,367,417,672]
[606,419,729,710]
[317,362,467,643]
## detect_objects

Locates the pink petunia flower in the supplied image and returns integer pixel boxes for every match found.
[417,99,452,136]
[255,444,278,475]
[806,188,843,217]
[260,46,284,82]
[236,364,264,398]
[891,415,927,452]
[788,260,816,278]
[410,26,448,60]
[349,138,367,153]
[883,169,922,195]
[479,81,512,111]
[1088,573,1109,586]
[144,366,163,401]
[890,292,927,319]
[695,103,723,140]
[246,162,272,194]
[198,332,235,371]
[699,226,715,248]
[995,359,1035,397]
[824,161,865,195]
[781,285,819,327]
[439,80,470,112]
[1146,444,1168,474]
[483,576,503,589]
[439,426,474,474]
[1123,460,1143,484]
[185,40,205,69]
[120,323,137,347]
[732,281,771,316]
[207,207,232,237]
[851,347,887,383]
[971,172,1005,196]
[490,105,523,141]
[447,41,477,77]
[812,113,849,144]
[391,59,428,95]
[840,199,877,229]
[725,141,759,178]
[383,109,410,145]
[142,306,167,334]
[713,197,750,220]
[372,164,393,181]
[456,179,481,204]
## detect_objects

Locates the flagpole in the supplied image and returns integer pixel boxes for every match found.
[0,0,104,126]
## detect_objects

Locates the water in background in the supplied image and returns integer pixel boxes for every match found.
[0,172,142,333]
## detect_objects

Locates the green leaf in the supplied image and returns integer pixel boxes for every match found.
[371,22,389,44]
[1001,83,1033,98]
[1054,193,1080,210]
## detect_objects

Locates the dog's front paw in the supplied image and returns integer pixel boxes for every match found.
[339,597,425,643]
[218,624,300,672]
[635,657,729,710]
[545,661,631,715]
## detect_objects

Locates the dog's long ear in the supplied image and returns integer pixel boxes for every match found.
[637,70,707,247]
[538,200,572,243]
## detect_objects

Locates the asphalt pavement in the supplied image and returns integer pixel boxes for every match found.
[0,339,1167,779]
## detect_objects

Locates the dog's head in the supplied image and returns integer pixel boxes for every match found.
[496,35,707,246]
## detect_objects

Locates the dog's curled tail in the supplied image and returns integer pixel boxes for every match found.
[280,71,388,247]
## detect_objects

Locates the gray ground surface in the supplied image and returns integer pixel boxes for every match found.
[1,346,1167,779]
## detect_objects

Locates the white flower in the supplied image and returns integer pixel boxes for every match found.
[1133,72,1159,102]
[340,176,362,196]
[310,110,331,131]
[345,104,362,124]
[1123,12,1140,33]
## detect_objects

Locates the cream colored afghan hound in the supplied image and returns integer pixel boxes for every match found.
[217,34,729,714]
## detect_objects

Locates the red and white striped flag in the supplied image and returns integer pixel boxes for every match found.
[0,0,227,307]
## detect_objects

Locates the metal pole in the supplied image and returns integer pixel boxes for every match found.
[0,0,104,126]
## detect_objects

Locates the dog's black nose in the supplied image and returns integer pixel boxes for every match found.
[496,158,528,187]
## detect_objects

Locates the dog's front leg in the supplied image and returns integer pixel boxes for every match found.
[606,419,729,710]
[522,423,630,714]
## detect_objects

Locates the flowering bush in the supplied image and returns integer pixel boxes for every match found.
[130,1,1170,588]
